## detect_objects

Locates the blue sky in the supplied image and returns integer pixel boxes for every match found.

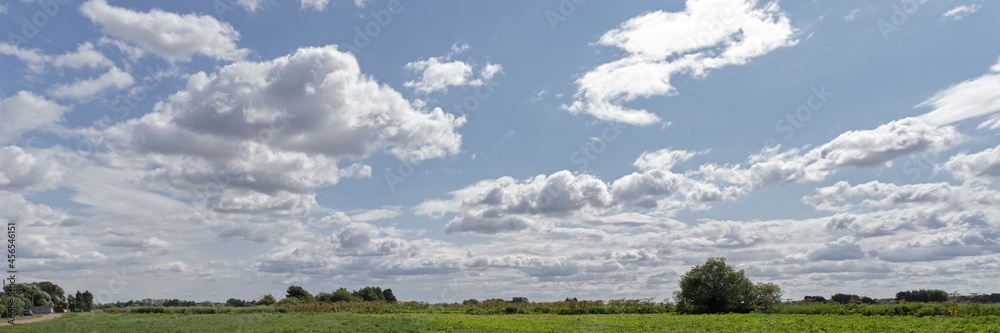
[2,0,1000,303]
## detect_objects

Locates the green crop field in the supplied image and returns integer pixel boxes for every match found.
[5,312,1000,332]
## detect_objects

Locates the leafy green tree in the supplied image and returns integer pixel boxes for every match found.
[0,295,27,317]
[4,283,53,307]
[803,295,827,303]
[352,286,384,301]
[896,289,948,303]
[81,290,94,311]
[286,285,315,303]
[831,293,860,304]
[32,281,66,307]
[225,298,250,307]
[673,257,782,314]
[860,296,876,304]
[332,288,360,302]
[255,294,276,305]
[382,288,397,303]
[750,282,782,311]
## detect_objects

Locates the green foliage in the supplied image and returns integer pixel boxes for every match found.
[896,289,949,303]
[324,288,361,303]
[673,257,782,314]
[105,306,287,315]
[802,295,826,303]
[0,295,27,317]
[831,293,860,304]
[285,285,315,303]
[382,288,397,303]
[255,294,276,306]
[511,297,529,303]
[4,283,53,307]
[353,286,385,302]
[463,299,480,305]
[32,281,66,307]
[775,302,1000,317]
[225,298,251,307]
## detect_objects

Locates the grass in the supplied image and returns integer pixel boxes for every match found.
[5,311,1000,332]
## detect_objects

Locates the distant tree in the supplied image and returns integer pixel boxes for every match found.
[989,293,1000,303]
[896,289,948,303]
[463,299,480,305]
[331,288,360,303]
[353,286,384,302]
[67,293,77,311]
[81,291,94,311]
[286,285,315,303]
[226,298,250,307]
[831,293,860,304]
[860,296,876,305]
[32,281,66,307]
[511,297,529,303]
[315,292,334,303]
[751,283,783,311]
[803,296,827,303]
[382,288,397,303]
[564,297,578,302]
[674,257,783,314]
[256,294,276,306]
[4,283,53,307]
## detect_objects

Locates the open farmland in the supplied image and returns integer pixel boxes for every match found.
[4,312,1000,332]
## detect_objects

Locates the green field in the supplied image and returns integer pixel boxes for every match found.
[5,312,1000,332]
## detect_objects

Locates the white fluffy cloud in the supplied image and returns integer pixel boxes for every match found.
[404,57,476,94]
[417,171,613,234]
[0,43,47,73]
[51,42,114,69]
[403,46,503,94]
[0,147,66,191]
[80,0,248,62]
[0,42,113,73]
[0,91,69,144]
[48,66,134,100]
[563,0,797,125]
[102,45,463,215]
[700,117,962,191]
[945,144,1000,184]
[422,117,964,235]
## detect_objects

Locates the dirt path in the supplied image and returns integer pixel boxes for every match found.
[0,313,63,326]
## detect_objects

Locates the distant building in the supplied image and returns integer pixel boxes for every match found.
[29,306,53,314]
[54,307,65,313]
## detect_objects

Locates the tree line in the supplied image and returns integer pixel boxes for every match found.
[1,281,94,315]
[800,290,1000,304]
[279,285,397,305]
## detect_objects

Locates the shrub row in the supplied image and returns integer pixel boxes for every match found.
[775,302,1000,317]
[102,306,287,314]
